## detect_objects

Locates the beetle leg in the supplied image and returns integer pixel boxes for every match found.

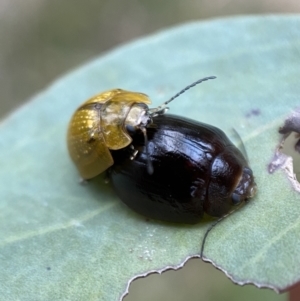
[129,145,139,160]
[130,150,139,160]
[104,174,110,184]
[141,127,154,175]
[79,178,90,185]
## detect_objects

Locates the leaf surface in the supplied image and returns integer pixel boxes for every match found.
[0,15,299,301]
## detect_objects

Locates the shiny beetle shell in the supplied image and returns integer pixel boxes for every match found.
[67,77,216,179]
[108,114,257,224]
[67,89,152,179]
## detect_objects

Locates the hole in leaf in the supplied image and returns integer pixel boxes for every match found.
[280,132,300,182]
[123,258,286,301]
[269,109,300,191]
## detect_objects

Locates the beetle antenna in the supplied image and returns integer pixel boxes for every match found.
[141,127,154,175]
[164,76,217,106]
[150,76,217,116]
[200,205,241,259]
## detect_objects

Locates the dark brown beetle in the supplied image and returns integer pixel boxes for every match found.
[67,75,257,224]
[108,114,257,224]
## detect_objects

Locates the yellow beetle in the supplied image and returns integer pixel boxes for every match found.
[67,77,216,179]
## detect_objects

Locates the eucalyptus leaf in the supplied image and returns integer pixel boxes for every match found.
[1,15,300,301]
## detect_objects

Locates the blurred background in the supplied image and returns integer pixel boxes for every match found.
[1,0,300,120]
[1,1,299,300]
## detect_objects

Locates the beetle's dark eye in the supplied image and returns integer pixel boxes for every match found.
[244,167,253,176]
[231,193,241,205]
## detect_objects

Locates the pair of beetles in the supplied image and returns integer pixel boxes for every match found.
[67,76,257,226]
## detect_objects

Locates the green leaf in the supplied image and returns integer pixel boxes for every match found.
[0,15,299,300]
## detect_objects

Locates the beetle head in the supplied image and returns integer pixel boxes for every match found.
[231,167,257,205]
[125,103,152,131]
[125,103,155,174]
